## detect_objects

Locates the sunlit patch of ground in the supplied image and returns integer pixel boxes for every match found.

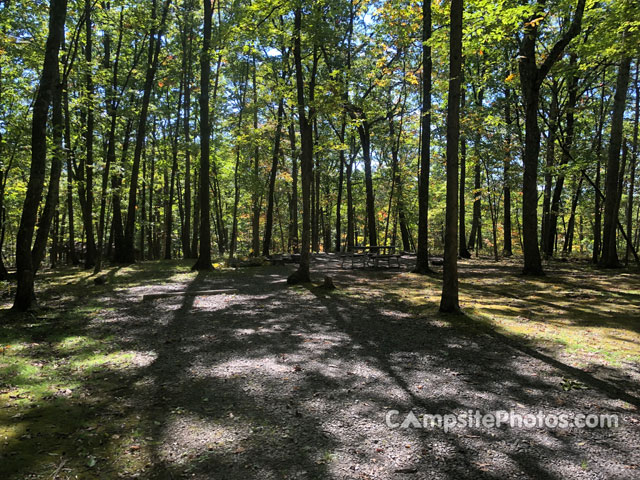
[361,257,640,373]
[1,257,639,479]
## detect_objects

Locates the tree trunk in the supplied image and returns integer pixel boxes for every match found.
[181,1,194,258]
[335,118,345,252]
[288,119,299,253]
[414,0,432,272]
[192,0,213,270]
[32,66,64,272]
[540,82,558,255]
[79,0,97,269]
[459,82,471,259]
[563,175,583,254]
[288,7,313,284]
[440,0,462,313]
[13,0,67,311]
[600,57,632,268]
[503,86,513,256]
[263,98,285,257]
[546,58,578,257]
[517,0,585,275]
[626,62,639,266]
[120,0,170,264]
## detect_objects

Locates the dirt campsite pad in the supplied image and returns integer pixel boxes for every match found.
[1,256,639,479]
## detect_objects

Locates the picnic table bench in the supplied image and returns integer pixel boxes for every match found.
[340,245,401,269]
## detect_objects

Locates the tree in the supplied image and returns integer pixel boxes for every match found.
[414,0,432,274]
[192,0,214,271]
[13,0,67,311]
[119,0,171,264]
[287,6,314,284]
[440,0,463,313]
[517,0,586,275]
[600,57,632,268]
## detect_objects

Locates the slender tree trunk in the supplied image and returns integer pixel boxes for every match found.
[346,140,354,249]
[335,119,345,252]
[563,175,583,254]
[79,0,97,269]
[626,61,639,266]
[440,0,462,313]
[120,0,170,263]
[165,84,183,259]
[468,154,482,252]
[94,10,124,273]
[181,1,194,258]
[191,169,199,255]
[111,117,132,262]
[263,98,285,257]
[459,82,470,258]
[287,7,313,284]
[13,0,67,311]
[503,86,513,256]
[288,119,299,253]
[540,81,559,255]
[600,57,632,268]
[593,78,606,263]
[415,0,432,272]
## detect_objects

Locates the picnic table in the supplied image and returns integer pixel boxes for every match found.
[340,245,401,269]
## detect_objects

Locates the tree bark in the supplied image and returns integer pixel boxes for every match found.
[414,0,432,272]
[517,0,585,275]
[263,98,285,257]
[120,0,170,264]
[503,87,513,256]
[600,57,631,268]
[192,0,214,270]
[626,61,639,266]
[440,0,462,313]
[14,0,67,311]
[288,7,314,284]
[459,82,471,258]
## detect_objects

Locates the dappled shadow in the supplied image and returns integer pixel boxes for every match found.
[2,257,639,479]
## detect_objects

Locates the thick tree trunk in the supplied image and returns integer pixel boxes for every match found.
[440,0,462,313]
[600,57,632,268]
[13,0,67,311]
[517,0,585,275]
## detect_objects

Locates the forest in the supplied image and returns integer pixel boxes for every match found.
[1,0,640,479]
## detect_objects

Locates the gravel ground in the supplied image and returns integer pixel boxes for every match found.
[88,255,639,480]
